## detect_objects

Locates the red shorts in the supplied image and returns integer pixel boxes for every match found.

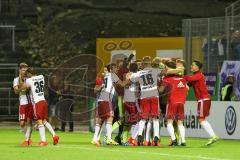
[197,99,211,119]
[19,103,34,121]
[97,101,114,120]
[124,102,139,123]
[166,103,185,120]
[139,97,160,119]
[34,100,48,120]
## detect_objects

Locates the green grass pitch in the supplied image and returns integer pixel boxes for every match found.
[0,129,239,160]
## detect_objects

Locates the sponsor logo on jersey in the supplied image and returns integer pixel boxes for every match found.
[177,81,185,88]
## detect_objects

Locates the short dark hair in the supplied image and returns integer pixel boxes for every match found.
[129,63,138,73]
[106,63,117,72]
[165,61,176,69]
[193,60,203,69]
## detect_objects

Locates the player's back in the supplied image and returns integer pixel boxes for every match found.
[26,75,45,103]
[124,82,138,103]
[164,76,188,104]
[133,67,162,99]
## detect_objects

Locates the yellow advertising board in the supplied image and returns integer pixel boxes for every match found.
[96,37,203,73]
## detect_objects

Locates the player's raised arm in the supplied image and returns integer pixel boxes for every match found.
[116,77,131,87]
[166,67,184,76]
[184,73,202,82]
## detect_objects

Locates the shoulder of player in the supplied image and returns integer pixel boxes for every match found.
[25,77,32,83]
[173,76,184,80]
[195,72,205,79]
[38,74,44,78]
[33,74,44,79]
[13,77,19,82]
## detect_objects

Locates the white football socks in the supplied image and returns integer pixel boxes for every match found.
[106,122,112,140]
[178,124,185,143]
[153,119,160,139]
[93,124,101,141]
[201,120,216,137]
[145,121,152,142]
[44,121,56,137]
[138,119,146,136]
[25,126,32,141]
[38,124,46,142]
[167,123,176,141]
[132,122,139,139]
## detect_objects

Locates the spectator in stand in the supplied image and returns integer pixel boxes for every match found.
[221,75,236,101]
[58,81,74,132]
[48,75,60,131]
[231,30,240,59]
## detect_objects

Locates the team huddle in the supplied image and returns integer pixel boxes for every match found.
[13,63,59,146]
[13,56,219,147]
[92,55,219,147]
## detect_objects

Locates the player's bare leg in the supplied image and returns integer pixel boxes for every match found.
[19,120,25,133]
[92,118,103,147]
[177,120,186,146]
[19,120,27,146]
[37,119,48,146]
[199,118,219,146]
[106,116,118,145]
[25,118,33,145]
[21,119,32,146]
[43,119,59,145]
[167,119,178,146]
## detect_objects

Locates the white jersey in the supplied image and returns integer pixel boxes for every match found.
[123,82,138,103]
[26,75,46,104]
[98,73,120,102]
[130,67,162,99]
[13,77,31,105]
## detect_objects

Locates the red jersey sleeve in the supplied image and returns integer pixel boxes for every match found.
[184,73,202,82]
[96,77,103,86]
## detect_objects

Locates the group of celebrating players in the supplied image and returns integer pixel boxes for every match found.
[13,63,59,146]
[92,54,219,147]
[12,54,219,147]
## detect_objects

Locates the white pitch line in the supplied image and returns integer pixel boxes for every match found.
[54,145,233,160]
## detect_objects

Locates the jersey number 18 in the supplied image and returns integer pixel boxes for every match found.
[141,74,154,86]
